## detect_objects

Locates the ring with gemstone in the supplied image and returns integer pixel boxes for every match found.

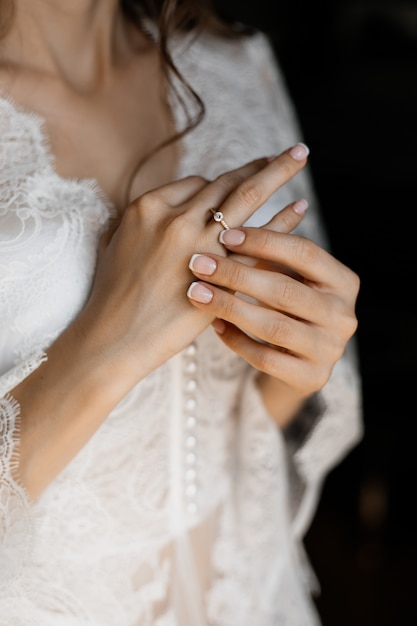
[209,208,230,230]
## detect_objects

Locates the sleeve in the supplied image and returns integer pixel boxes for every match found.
[0,358,46,596]
[241,33,364,538]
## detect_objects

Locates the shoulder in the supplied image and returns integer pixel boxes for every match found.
[173,29,281,95]
[171,29,303,180]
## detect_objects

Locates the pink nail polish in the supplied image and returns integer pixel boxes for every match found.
[189,254,217,275]
[292,199,309,215]
[187,282,213,303]
[289,143,310,161]
[219,229,246,245]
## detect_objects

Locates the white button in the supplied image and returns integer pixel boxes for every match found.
[186,502,198,515]
[185,452,196,465]
[186,416,197,429]
[185,484,197,498]
[185,468,197,482]
[186,361,197,374]
[185,344,196,357]
[186,379,197,392]
[186,398,196,411]
[185,435,197,448]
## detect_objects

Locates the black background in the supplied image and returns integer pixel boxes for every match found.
[215,1,417,624]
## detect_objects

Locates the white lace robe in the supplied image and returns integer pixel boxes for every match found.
[0,30,363,625]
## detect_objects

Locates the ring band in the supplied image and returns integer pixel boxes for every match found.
[209,208,230,230]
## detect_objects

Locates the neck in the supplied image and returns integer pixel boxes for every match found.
[1,0,142,90]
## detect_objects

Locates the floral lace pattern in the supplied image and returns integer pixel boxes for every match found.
[0,31,362,625]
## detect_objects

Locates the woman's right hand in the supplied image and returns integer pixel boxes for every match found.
[77,144,310,387]
[14,144,310,497]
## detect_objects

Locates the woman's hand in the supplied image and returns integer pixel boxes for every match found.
[14,145,311,497]
[77,144,311,387]
[186,217,360,422]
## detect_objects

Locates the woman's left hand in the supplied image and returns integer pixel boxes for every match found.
[187,215,360,402]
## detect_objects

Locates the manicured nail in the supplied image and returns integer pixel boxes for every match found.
[189,254,217,275]
[187,282,213,303]
[212,318,226,334]
[219,229,246,245]
[292,198,309,215]
[289,143,310,161]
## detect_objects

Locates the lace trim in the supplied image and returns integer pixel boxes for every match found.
[0,91,116,218]
[0,394,34,592]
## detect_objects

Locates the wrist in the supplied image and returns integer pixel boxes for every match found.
[256,372,306,429]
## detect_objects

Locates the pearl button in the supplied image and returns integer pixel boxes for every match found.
[185,361,197,374]
[185,344,196,357]
[185,484,197,498]
[185,468,197,482]
[185,452,196,465]
[186,435,197,448]
[186,416,197,429]
[186,398,196,411]
[186,502,198,515]
[186,379,197,392]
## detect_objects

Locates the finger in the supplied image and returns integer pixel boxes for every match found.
[187,280,318,357]
[132,157,270,217]
[192,143,309,229]
[210,320,314,389]
[188,252,323,323]
[225,198,308,267]
[262,198,308,233]
[220,227,358,294]
[135,175,209,207]
[184,156,272,220]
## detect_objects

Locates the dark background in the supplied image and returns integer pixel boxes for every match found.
[216,1,417,624]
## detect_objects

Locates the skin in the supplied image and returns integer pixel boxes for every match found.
[0,0,360,499]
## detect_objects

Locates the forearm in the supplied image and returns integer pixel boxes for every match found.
[10,317,142,500]
[255,372,307,430]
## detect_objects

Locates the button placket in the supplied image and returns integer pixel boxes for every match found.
[183,342,199,516]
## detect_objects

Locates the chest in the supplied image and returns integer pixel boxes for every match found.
[45,90,178,211]
[0,54,178,213]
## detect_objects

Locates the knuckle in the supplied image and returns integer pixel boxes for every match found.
[347,269,361,297]
[215,170,242,194]
[133,191,163,214]
[256,228,281,254]
[266,315,293,346]
[235,180,263,208]
[293,235,319,264]
[343,311,359,340]
[225,261,247,289]
[274,277,299,308]
[276,159,295,180]
[219,293,239,320]
[187,174,208,186]
[255,347,277,375]
[167,212,193,246]
[330,301,359,342]
[311,365,331,392]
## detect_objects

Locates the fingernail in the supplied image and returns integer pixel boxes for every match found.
[292,198,309,215]
[189,254,217,275]
[212,318,226,334]
[266,155,277,162]
[219,229,246,245]
[289,143,310,161]
[187,282,213,303]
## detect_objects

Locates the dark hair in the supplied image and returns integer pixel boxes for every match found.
[0,1,250,203]
[120,1,250,202]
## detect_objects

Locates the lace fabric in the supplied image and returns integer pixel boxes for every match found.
[0,31,362,625]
